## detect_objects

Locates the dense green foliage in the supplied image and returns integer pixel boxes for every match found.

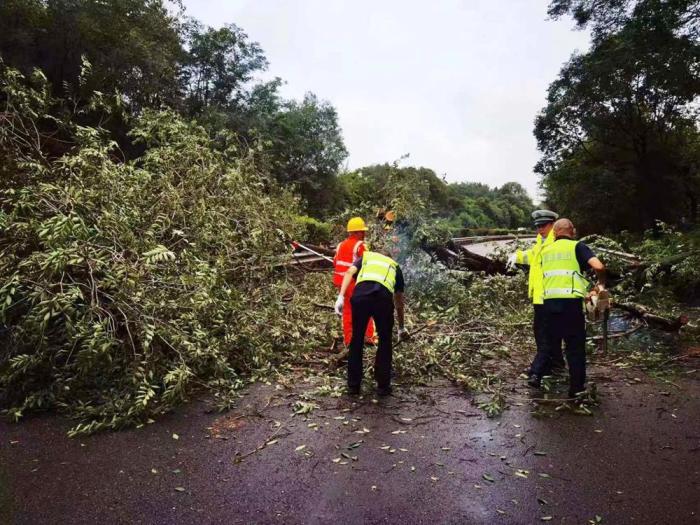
[539,0,700,233]
[0,0,184,110]
[0,66,338,433]
[339,164,534,231]
[444,181,534,231]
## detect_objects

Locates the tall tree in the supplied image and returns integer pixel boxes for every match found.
[182,21,268,116]
[263,93,348,216]
[536,0,700,232]
[0,0,184,110]
[548,0,700,41]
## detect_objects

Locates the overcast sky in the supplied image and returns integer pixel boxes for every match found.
[182,0,589,200]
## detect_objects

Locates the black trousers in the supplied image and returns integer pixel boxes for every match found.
[348,291,394,389]
[531,301,586,395]
[530,304,565,374]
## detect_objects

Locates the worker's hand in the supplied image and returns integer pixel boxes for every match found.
[506,253,517,270]
[397,327,410,342]
[586,289,601,306]
[334,294,344,316]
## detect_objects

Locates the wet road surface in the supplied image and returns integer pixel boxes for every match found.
[1,371,699,524]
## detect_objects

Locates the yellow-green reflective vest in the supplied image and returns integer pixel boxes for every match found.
[540,239,589,300]
[356,251,397,293]
[515,229,554,305]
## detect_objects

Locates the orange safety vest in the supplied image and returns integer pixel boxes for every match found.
[333,238,366,287]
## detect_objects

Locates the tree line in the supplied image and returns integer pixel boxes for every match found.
[0,0,534,231]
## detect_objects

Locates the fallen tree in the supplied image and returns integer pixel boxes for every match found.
[424,241,510,275]
[0,67,337,435]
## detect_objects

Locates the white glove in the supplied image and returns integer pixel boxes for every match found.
[334,294,344,316]
[506,253,517,269]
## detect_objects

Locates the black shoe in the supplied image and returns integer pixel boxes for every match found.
[527,375,541,388]
[569,389,585,401]
[376,385,392,397]
[347,385,360,396]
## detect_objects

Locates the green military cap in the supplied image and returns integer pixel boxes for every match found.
[531,209,559,226]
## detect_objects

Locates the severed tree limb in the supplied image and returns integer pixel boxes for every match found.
[614,302,689,332]
[422,241,511,275]
[313,303,335,311]
[633,250,700,272]
[595,247,642,263]
[457,246,508,274]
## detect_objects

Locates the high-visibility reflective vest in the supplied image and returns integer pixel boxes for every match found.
[541,239,589,300]
[356,251,398,293]
[515,229,554,305]
[333,238,366,287]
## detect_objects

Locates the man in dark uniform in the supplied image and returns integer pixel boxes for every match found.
[508,209,566,375]
[335,250,407,396]
[528,218,606,399]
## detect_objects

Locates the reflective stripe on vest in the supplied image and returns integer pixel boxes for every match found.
[543,269,578,278]
[356,252,397,293]
[540,239,588,300]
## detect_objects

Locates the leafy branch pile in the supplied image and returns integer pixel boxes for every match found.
[395,270,531,411]
[284,247,533,416]
[0,66,334,434]
[582,224,700,307]
[0,63,534,435]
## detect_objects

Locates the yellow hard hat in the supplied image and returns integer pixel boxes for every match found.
[347,217,368,232]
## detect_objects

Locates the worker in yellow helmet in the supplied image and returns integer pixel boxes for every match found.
[333,217,375,347]
[506,209,565,374]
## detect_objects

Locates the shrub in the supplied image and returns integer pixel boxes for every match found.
[293,215,334,245]
[0,66,314,434]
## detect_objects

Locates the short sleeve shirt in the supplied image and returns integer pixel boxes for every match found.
[575,242,596,271]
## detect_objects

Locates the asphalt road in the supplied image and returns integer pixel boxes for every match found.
[1,370,699,525]
[464,239,520,258]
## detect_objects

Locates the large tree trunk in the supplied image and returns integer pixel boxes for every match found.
[423,241,509,275]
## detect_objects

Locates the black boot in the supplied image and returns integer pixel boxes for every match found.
[376,385,392,397]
